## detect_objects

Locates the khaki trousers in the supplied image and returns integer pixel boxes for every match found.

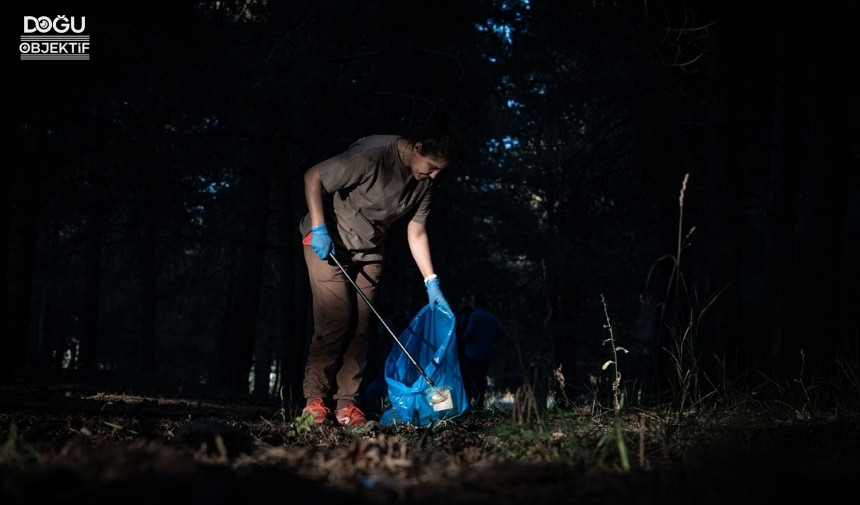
[302,245,383,410]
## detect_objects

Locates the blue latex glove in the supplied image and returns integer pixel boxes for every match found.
[310,223,333,261]
[425,277,451,313]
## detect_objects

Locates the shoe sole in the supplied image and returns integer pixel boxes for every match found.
[338,421,366,427]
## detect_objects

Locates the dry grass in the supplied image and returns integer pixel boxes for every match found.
[2,367,858,504]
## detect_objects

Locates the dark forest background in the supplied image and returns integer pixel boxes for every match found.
[9,0,859,411]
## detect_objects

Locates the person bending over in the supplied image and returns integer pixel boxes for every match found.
[298,112,463,427]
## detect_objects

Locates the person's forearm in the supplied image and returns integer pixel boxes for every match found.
[407,220,435,279]
[304,166,326,227]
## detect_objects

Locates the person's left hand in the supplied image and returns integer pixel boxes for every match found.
[425,277,451,313]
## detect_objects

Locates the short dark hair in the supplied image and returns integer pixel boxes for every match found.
[403,110,463,164]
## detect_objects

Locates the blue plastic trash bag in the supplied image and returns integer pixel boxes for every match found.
[379,304,469,427]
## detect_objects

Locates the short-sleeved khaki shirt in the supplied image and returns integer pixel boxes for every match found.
[299,135,433,262]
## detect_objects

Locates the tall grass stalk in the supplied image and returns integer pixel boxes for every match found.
[645,173,726,412]
[600,293,631,471]
[600,294,628,412]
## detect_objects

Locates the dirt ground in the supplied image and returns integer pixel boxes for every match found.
[1,368,857,504]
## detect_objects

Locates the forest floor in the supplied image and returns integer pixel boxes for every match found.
[1,368,858,504]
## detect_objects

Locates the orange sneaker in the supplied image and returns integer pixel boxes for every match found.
[335,403,367,427]
[302,398,330,424]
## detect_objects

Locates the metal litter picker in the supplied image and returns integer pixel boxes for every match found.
[329,252,451,407]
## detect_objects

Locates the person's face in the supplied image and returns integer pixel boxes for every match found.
[410,142,451,181]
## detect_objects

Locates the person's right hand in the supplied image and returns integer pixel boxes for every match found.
[310,223,333,261]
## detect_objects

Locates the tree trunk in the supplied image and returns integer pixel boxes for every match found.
[698,1,747,386]
[253,324,273,399]
[78,174,106,369]
[790,7,851,379]
[274,172,307,406]
[5,118,41,380]
[213,168,270,394]
[139,217,158,373]
[761,7,802,381]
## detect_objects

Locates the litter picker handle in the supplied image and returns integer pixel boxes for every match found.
[329,252,436,388]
